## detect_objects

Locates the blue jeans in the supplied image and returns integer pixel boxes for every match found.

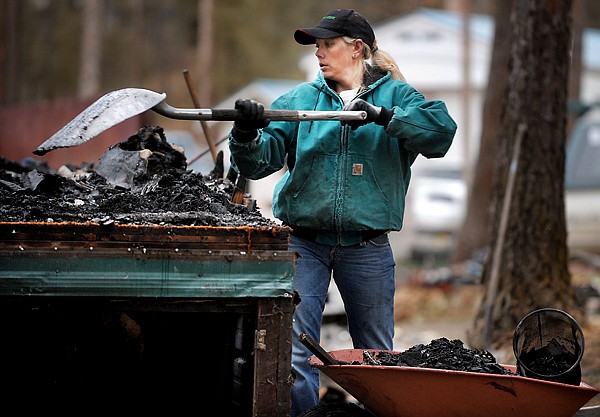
[289,234,396,417]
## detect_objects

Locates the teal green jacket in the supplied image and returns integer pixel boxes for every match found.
[229,69,457,245]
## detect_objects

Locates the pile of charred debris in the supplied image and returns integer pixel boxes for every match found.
[0,126,276,228]
[361,338,516,375]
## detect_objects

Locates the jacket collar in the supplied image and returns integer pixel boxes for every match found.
[317,64,388,91]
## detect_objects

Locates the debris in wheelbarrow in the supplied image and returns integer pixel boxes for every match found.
[300,333,512,376]
[364,337,514,375]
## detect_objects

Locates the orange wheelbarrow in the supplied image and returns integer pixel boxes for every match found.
[300,333,600,417]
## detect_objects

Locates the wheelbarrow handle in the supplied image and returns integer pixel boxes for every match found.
[299,332,343,366]
[152,100,367,122]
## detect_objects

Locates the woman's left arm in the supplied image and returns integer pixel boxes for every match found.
[386,88,458,158]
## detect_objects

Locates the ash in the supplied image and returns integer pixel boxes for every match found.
[363,337,515,375]
[0,126,277,228]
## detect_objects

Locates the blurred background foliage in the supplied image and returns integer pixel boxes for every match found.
[2,0,599,107]
[0,0,497,107]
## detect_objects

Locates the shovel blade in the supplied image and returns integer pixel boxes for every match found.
[33,88,166,156]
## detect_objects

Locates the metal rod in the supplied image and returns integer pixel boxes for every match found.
[183,69,219,163]
[152,101,367,122]
[482,123,526,348]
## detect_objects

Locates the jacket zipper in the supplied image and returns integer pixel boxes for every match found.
[333,88,372,237]
[334,124,349,238]
[324,82,377,239]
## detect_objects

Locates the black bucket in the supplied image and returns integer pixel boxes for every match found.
[512,308,584,386]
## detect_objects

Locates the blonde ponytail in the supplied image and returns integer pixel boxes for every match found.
[343,36,407,83]
[369,45,406,82]
[365,46,406,82]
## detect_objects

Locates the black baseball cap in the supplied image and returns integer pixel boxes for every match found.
[294,9,375,49]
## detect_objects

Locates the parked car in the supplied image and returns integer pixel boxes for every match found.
[405,107,600,261]
[565,108,600,254]
[408,166,467,260]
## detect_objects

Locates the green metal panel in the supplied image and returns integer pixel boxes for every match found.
[0,254,295,298]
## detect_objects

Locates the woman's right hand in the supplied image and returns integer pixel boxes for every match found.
[234,98,270,132]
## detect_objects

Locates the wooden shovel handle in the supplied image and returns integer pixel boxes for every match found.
[183,69,218,162]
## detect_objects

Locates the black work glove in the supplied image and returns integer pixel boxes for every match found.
[341,98,394,130]
[232,98,270,142]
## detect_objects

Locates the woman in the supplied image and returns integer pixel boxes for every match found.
[228,9,457,416]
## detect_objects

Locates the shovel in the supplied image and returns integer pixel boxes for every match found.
[33,88,367,156]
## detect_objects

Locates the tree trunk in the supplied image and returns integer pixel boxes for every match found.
[468,0,580,350]
[569,0,583,100]
[130,0,145,85]
[451,1,513,264]
[2,0,19,105]
[568,0,584,128]
[197,0,214,106]
[78,0,102,99]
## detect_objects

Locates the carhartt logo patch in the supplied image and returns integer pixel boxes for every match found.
[352,163,363,176]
